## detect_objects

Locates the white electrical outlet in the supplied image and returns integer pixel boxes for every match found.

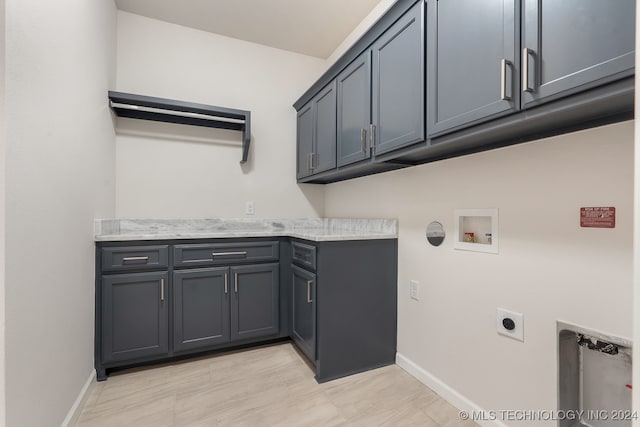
[409,280,419,301]
[496,308,524,342]
[245,201,255,215]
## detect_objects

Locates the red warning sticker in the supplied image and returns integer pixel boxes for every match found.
[580,207,616,228]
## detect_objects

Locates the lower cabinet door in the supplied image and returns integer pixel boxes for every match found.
[231,263,280,341]
[291,265,316,362]
[173,267,231,352]
[101,271,169,363]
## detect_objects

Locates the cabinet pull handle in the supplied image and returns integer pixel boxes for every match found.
[369,124,376,149]
[234,273,238,293]
[307,153,312,171]
[307,280,313,303]
[360,128,366,152]
[160,278,165,302]
[211,251,247,257]
[500,59,512,101]
[224,273,228,294]
[122,256,149,263]
[310,152,316,170]
[522,48,534,93]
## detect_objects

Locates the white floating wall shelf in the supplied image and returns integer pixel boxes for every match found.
[108,91,251,164]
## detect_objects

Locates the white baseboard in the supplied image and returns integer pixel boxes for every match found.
[396,353,508,427]
[60,370,96,427]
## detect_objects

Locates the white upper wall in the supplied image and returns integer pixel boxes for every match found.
[115,11,327,219]
[633,0,640,419]
[4,0,116,425]
[0,0,6,423]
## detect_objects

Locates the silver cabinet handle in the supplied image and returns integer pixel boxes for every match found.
[310,152,316,170]
[369,124,376,149]
[224,273,228,294]
[122,256,149,263]
[307,153,312,171]
[234,273,238,293]
[160,278,165,302]
[360,128,366,152]
[522,48,533,93]
[211,251,247,257]
[307,280,313,303]
[500,59,512,101]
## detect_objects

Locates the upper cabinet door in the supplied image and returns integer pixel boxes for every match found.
[296,103,314,179]
[371,0,425,156]
[428,0,519,137]
[313,81,337,174]
[337,51,372,167]
[522,0,635,108]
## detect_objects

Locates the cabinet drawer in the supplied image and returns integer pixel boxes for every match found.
[102,245,169,272]
[292,241,316,271]
[174,241,279,267]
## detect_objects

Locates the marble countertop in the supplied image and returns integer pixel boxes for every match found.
[94,218,398,242]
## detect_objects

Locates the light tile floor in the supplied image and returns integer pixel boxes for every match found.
[76,342,477,427]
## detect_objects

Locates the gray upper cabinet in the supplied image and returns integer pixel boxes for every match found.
[372,0,425,155]
[101,272,169,363]
[297,82,337,178]
[521,0,635,108]
[294,0,635,182]
[337,51,372,167]
[428,0,518,137]
[313,82,337,174]
[173,267,230,352]
[231,263,279,341]
[296,103,314,179]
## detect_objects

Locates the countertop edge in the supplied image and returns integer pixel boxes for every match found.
[94,218,399,243]
[94,231,398,243]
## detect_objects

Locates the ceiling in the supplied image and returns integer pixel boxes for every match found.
[114,0,384,59]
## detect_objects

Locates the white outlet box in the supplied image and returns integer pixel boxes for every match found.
[409,280,419,301]
[245,201,255,215]
[496,308,524,342]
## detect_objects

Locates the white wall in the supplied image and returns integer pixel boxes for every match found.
[4,0,116,425]
[115,12,327,219]
[633,1,640,423]
[324,122,634,424]
[0,0,6,424]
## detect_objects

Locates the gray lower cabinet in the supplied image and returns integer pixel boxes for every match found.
[522,0,635,108]
[290,239,398,383]
[173,267,230,352]
[97,240,282,380]
[173,263,280,352]
[291,265,316,362]
[371,0,425,155]
[428,0,518,136]
[297,82,337,179]
[231,263,280,341]
[101,271,169,363]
